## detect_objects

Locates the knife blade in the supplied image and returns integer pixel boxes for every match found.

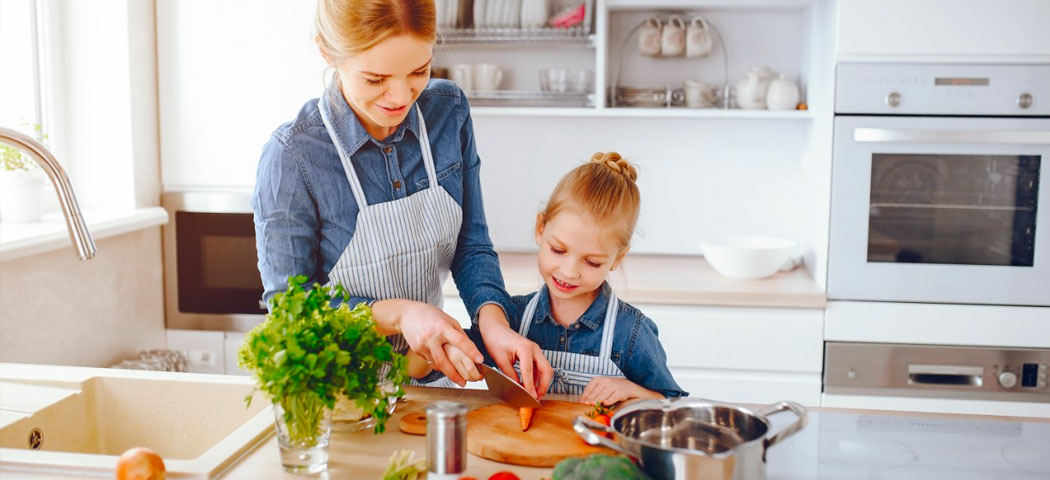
[478,363,541,408]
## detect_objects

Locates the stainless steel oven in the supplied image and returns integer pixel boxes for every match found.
[162,191,266,332]
[828,63,1050,306]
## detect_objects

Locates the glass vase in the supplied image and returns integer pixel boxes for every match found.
[273,395,332,474]
[331,380,402,432]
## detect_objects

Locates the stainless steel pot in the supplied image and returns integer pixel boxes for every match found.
[573,398,806,480]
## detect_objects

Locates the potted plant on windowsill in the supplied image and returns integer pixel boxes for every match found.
[238,275,409,474]
[0,124,47,223]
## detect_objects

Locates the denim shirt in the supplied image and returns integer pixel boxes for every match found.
[472,282,687,398]
[251,78,513,321]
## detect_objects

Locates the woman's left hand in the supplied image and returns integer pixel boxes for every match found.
[581,377,661,406]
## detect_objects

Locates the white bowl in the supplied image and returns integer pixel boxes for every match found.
[698,236,798,280]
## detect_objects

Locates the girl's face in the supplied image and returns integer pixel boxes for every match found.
[535,208,627,304]
[332,34,433,140]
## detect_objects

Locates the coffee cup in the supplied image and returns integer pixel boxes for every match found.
[450,64,473,94]
[661,15,686,57]
[686,16,714,57]
[638,16,662,57]
[683,79,715,108]
[474,63,504,92]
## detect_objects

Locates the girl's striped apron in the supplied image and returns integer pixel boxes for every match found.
[518,290,627,395]
[318,98,462,383]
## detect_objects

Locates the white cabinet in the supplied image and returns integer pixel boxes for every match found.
[639,303,824,405]
[836,0,1050,61]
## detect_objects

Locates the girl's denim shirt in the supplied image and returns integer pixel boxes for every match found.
[472,282,688,398]
[251,78,513,321]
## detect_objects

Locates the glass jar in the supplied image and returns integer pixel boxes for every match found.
[273,395,331,474]
[331,380,403,432]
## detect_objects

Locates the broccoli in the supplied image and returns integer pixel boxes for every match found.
[551,454,651,480]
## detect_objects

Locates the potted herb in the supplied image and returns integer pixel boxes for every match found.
[0,124,46,223]
[238,276,409,474]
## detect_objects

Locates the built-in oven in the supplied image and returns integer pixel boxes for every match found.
[828,63,1050,306]
[162,191,266,332]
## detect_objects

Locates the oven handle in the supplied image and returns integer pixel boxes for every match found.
[853,128,1050,145]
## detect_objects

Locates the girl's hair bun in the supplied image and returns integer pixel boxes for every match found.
[589,151,637,182]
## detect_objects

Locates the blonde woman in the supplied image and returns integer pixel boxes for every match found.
[252,0,552,395]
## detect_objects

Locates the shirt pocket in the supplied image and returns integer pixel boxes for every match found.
[415,161,462,191]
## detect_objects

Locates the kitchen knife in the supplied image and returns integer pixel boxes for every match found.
[478,363,541,408]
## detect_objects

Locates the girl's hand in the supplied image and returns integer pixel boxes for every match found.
[375,299,483,386]
[581,377,663,406]
[443,344,482,383]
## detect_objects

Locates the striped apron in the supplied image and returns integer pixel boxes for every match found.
[518,290,627,395]
[318,99,463,379]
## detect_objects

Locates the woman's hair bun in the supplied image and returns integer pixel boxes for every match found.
[589,151,637,182]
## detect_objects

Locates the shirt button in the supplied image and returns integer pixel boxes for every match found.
[383,146,393,154]
[393,180,402,189]
[560,336,565,342]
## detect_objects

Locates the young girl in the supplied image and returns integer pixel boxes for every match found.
[417,152,687,403]
[509,151,686,404]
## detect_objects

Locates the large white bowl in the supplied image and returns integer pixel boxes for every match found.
[698,236,798,280]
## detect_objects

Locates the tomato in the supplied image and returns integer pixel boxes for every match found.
[488,472,521,480]
[115,447,166,480]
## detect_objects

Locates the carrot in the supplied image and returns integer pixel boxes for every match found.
[519,406,534,432]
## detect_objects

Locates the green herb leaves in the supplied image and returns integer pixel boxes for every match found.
[238,275,409,434]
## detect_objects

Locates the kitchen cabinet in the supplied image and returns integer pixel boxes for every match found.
[836,0,1050,61]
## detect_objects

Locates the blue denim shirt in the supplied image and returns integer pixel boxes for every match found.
[251,78,513,321]
[470,282,687,398]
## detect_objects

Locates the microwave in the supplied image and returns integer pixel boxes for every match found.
[162,191,267,331]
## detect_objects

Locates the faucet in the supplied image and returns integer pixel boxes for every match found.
[1,127,96,260]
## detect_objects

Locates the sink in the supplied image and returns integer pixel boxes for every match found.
[0,363,272,478]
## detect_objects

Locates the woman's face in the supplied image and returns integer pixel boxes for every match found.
[333,34,433,140]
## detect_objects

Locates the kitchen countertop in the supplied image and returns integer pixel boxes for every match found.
[12,385,1048,480]
[446,252,827,309]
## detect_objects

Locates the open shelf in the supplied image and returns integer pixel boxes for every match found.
[439,27,596,46]
[470,106,815,118]
[467,90,594,107]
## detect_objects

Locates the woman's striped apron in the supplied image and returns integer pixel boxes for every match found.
[318,98,462,383]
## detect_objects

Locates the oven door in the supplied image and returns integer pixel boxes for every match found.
[162,191,267,331]
[829,115,1050,306]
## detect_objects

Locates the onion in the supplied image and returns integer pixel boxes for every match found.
[115,447,166,480]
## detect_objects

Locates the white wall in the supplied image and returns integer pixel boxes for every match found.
[0,229,167,367]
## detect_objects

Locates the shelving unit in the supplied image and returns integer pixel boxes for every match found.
[439,27,595,46]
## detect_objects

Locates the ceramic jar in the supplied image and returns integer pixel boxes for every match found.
[766,74,800,110]
[735,67,774,109]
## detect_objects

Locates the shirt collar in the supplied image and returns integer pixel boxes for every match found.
[532,282,613,331]
[321,77,420,156]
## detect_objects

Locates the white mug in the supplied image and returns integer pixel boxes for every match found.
[638,16,662,57]
[686,16,714,57]
[683,79,715,108]
[661,15,686,57]
[474,63,504,92]
[450,64,473,94]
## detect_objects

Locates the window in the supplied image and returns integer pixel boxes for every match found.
[0,0,45,139]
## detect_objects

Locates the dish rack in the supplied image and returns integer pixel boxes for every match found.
[609,13,730,109]
[467,90,594,107]
[438,0,594,44]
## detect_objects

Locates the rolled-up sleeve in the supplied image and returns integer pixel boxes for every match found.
[449,95,515,324]
[252,135,322,307]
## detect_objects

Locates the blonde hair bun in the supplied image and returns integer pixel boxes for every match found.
[589,151,637,182]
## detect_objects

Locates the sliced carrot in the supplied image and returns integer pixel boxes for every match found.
[519,406,534,432]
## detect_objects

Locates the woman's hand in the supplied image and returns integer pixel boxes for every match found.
[372,299,483,386]
[477,305,553,399]
[580,377,663,406]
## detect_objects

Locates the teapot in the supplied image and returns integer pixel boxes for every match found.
[766,74,800,110]
[734,67,774,109]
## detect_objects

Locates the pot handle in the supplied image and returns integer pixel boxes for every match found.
[573,416,634,458]
[756,401,808,449]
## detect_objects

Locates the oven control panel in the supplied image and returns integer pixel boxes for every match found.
[825,342,1050,404]
[835,63,1050,116]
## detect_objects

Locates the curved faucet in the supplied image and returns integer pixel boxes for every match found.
[1,127,96,260]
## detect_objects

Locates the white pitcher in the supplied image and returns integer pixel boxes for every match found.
[735,68,770,109]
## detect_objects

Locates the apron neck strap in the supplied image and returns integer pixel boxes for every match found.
[519,289,620,359]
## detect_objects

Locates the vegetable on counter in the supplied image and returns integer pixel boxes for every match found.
[487,472,522,480]
[552,454,651,480]
[237,275,410,436]
[585,401,612,438]
[520,406,535,431]
[115,447,165,480]
[382,449,425,480]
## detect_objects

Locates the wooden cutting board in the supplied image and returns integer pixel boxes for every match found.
[466,400,611,467]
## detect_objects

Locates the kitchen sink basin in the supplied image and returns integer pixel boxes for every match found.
[0,363,272,478]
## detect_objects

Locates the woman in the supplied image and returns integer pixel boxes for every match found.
[251,0,551,395]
